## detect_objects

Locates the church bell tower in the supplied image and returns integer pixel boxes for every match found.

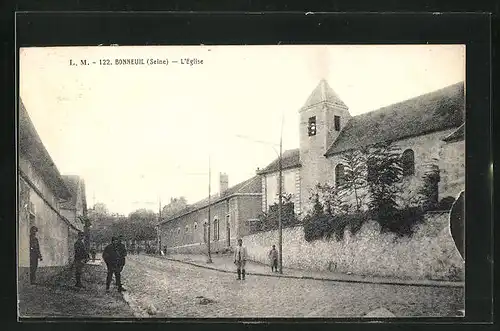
[298,79,351,212]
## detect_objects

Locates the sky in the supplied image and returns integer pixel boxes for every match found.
[19,45,465,215]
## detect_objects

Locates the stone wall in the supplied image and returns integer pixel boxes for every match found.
[18,156,77,288]
[19,156,73,268]
[439,139,465,199]
[242,211,464,281]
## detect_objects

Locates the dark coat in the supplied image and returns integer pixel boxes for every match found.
[30,235,41,260]
[74,240,89,262]
[103,243,126,267]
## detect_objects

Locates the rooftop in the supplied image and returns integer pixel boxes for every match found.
[18,100,72,200]
[257,148,301,175]
[159,176,262,224]
[325,82,465,156]
[300,79,348,112]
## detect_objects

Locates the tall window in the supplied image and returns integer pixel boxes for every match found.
[213,218,219,241]
[194,222,198,230]
[308,116,317,136]
[335,164,345,187]
[334,115,341,131]
[401,149,415,176]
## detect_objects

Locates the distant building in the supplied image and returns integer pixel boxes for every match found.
[158,175,261,254]
[18,100,84,285]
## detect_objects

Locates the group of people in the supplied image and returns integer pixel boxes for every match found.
[30,226,281,286]
[29,226,128,292]
[233,239,280,280]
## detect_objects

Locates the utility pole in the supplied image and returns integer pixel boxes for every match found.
[278,114,284,274]
[207,155,213,263]
[157,198,162,255]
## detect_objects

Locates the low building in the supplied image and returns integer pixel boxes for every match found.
[158,175,262,254]
[18,100,84,285]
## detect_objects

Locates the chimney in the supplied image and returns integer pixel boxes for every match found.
[220,173,229,194]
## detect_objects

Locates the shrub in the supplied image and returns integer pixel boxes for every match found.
[366,142,403,230]
[303,213,332,242]
[252,195,299,234]
[379,206,425,237]
[304,210,371,242]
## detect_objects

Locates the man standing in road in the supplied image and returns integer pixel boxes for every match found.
[74,232,89,288]
[268,245,279,272]
[102,236,127,292]
[29,226,42,285]
[234,238,247,280]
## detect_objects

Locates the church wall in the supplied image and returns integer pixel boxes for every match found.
[439,139,465,200]
[301,128,459,214]
[262,168,300,213]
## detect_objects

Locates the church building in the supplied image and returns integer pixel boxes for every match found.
[160,79,465,253]
[259,79,465,215]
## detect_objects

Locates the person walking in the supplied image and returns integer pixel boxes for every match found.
[268,245,279,272]
[29,226,42,285]
[102,237,126,292]
[74,232,89,288]
[233,238,247,280]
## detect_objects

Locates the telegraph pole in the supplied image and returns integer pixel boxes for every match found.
[207,155,213,263]
[157,198,162,255]
[278,114,284,274]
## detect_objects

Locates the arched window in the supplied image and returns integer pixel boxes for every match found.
[335,164,345,187]
[401,149,415,176]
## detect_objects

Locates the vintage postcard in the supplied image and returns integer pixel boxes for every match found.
[18,45,465,319]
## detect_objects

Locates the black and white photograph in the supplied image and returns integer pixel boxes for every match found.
[17,44,466,319]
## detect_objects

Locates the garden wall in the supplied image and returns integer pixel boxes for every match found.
[242,211,464,281]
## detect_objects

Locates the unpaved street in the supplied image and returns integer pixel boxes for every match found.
[120,255,464,318]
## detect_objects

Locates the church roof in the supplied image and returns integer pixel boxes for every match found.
[257,148,301,175]
[300,79,348,111]
[325,82,465,156]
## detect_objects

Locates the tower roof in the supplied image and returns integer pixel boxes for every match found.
[301,79,348,111]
